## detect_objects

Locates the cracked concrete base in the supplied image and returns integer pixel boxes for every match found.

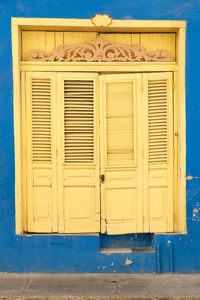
[0,274,200,299]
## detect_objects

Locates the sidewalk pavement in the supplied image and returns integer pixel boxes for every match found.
[0,273,200,299]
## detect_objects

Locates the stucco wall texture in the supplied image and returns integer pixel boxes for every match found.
[0,0,200,273]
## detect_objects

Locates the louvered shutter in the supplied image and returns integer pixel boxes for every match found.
[32,78,52,163]
[64,80,94,164]
[100,74,143,234]
[26,72,57,232]
[57,73,100,233]
[143,72,173,232]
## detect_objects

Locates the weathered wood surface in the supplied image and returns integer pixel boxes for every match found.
[27,36,173,62]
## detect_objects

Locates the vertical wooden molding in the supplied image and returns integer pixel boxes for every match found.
[99,75,106,233]
[12,21,23,234]
[173,71,179,233]
[21,71,27,232]
[177,27,186,233]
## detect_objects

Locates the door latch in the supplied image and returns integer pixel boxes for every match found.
[100,174,105,183]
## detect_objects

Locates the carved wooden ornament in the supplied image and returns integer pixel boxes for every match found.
[27,36,173,62]
[91,14,112,27]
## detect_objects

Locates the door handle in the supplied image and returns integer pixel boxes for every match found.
[100,174,105,183]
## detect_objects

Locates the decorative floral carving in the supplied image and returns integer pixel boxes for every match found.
[27,36,173,62]
[91,14,112,27]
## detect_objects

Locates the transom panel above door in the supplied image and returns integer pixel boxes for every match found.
[23,71,174,234]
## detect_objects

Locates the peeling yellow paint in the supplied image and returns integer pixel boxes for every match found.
[186,175,193,180]
[125,258,133,265]
[193,208,199,218]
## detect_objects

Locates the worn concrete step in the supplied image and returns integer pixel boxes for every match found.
[0,297,200,300]
[0,274,200,299]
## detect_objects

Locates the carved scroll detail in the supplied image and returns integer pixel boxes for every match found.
[27,36,173,62]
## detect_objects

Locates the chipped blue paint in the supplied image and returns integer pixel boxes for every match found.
[0,0,200,273]
[100,234,153,249]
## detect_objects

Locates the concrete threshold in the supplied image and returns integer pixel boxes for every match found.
[0,273,200,299]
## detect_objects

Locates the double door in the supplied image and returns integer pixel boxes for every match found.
[24,71,174,234]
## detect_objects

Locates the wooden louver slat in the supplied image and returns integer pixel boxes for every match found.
[32,78,52,162]
[64,80,94,163]
[148,80,168,164]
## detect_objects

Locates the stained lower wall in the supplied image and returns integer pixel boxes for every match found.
[0,0,200,273]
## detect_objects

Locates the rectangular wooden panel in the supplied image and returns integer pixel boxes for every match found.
[64,187,94,220]
[99,33,132,45]
[22,31,45,60]
[63,32,97,45]
[55,32,64,47]
[106,189,137,222]
[149,187,166,221]
[141,33,176,60]
[34,186,52,219]
[21,31,97,60]
[21,31,176,61]
[64,168,95,186]
[45,31,55,52]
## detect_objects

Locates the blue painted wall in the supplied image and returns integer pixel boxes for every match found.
[0,0,200,273]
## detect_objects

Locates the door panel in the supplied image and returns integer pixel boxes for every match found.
[143,72,174,232]
[57,73,100,233]
[100,74,143,234]
[25,72,57,232]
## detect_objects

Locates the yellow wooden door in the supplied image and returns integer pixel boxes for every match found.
[57,73,100,233]
[24,71,174,234]
[100,74,143,234]
[25,72,57,232]
[143,72,174,232]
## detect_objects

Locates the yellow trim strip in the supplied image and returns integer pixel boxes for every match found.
[12,17,186,31]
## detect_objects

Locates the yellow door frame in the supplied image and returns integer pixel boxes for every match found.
[12,17,186,234]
